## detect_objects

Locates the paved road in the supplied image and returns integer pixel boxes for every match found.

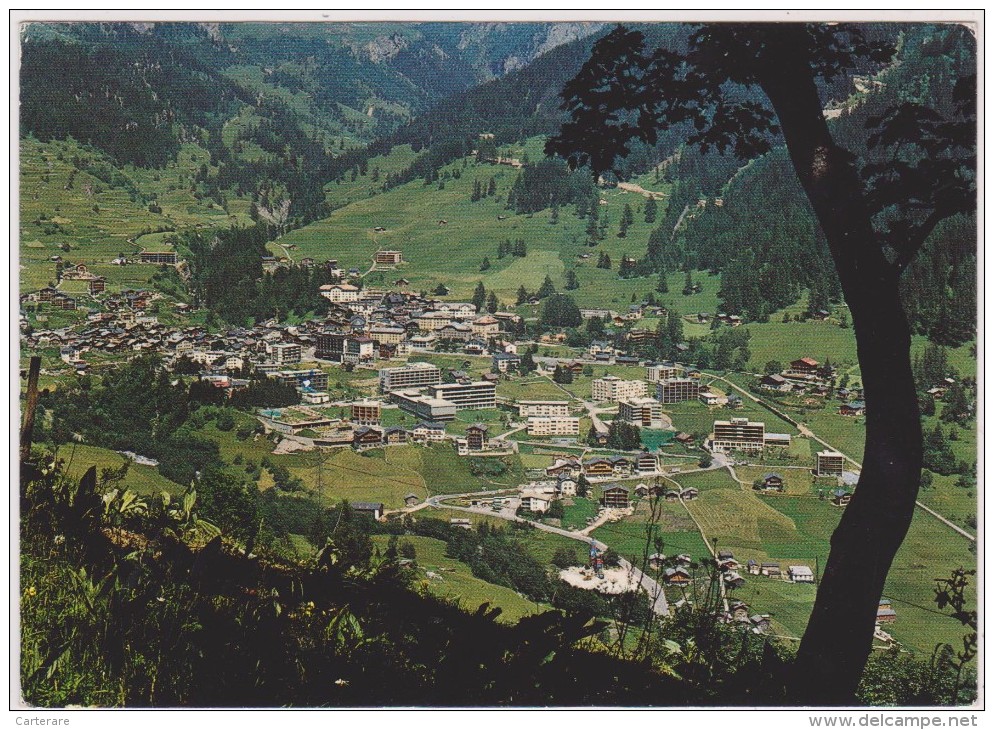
[423,491,670,617]
[710,374,975,542]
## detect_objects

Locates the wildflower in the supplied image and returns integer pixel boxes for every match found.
[25,586,37,598]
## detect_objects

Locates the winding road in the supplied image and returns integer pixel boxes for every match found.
[710,374,975,542]
[423,491,670,617]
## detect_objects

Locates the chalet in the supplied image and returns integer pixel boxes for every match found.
[88,277,107,294]
[403,493,421,507]
[353,426,385,450]
[788,565,815,583]
[877,599,897,623]
[564,360,585,375]
[449,518,473,529]
[492,352,520,373]
[635,452,658,473]
[664,489,680,502]
[760,563,782,577]
[759,473,785,492]
[839,401,866,417]
[717,550,735,561]
[760,374,791,392]
[465,424,488,451]
[663,567,692,585]
[747,560,760,575]
[726,395,743,409]
[634,483,650,498]
[384,427,408,445]
[589,426,610,446]
[583,458,614,477]
[681,487,699,501]
[556,475,578,497]
[723,572,746,588]
[674,432,695,446]
[412,422,446,443]
[750,615,772,633]
[546,458,581,478]
[832,489,852,507]
[648,553,667,570]
[299,257,315,268]
[352,502,385,520]
[730,600,751,621]
[600,484,630,509]
[608,455,633,476]
[616,355,640,365]
[788,357,820,376]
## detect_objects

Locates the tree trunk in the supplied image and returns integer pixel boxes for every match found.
[759,31,924,705]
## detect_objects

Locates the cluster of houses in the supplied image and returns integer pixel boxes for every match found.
[313,283,522,361]
[757,357,867,416]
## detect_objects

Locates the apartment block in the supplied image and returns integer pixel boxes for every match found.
[379,362,442,392]
[657,378,701,404]
[617,397,665,428]
[712,418,766,454]
[526,416,580,436]
[518,400,571,418]
[591,375,647,402]
[430,381,497,410]
[816,450,846,477]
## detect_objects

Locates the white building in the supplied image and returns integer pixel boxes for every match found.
[526,416,581,436]
[518,400,571,418]
[646,362,684,383]
[617,397,665,428]
[319,283,360,303]
[267,342,301,365]
[591,375,648,402]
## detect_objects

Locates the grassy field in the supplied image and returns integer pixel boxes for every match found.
[276,139,716,312]
[370,535,549,624]
[287,447,428,508]
[20,137,255,296]
[559,497,599,530]
[55,443,186,496]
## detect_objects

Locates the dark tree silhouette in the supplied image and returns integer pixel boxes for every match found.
[547,24,975,704]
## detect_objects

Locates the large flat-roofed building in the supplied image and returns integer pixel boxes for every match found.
[816,450,846,477]
[618,397,665,428]
[351,400,382,425]
[591,375,648,402]
[316,331,347,361]
[657,378,701,404]
[526,416,580,436]
[379,362,442,392]
[712,418,766,454]
[390,390,458,422]
[369,326,406,345]
[430,381,497,410]
[646,362,684,383]
[272,369,329,391]
[267,342,301,365]
[518,400,571,418]
[375,250,403,265]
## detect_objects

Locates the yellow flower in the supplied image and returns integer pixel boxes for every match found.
[25,586,37,598]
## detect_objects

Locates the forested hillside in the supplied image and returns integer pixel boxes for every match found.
[669,24,976,342]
